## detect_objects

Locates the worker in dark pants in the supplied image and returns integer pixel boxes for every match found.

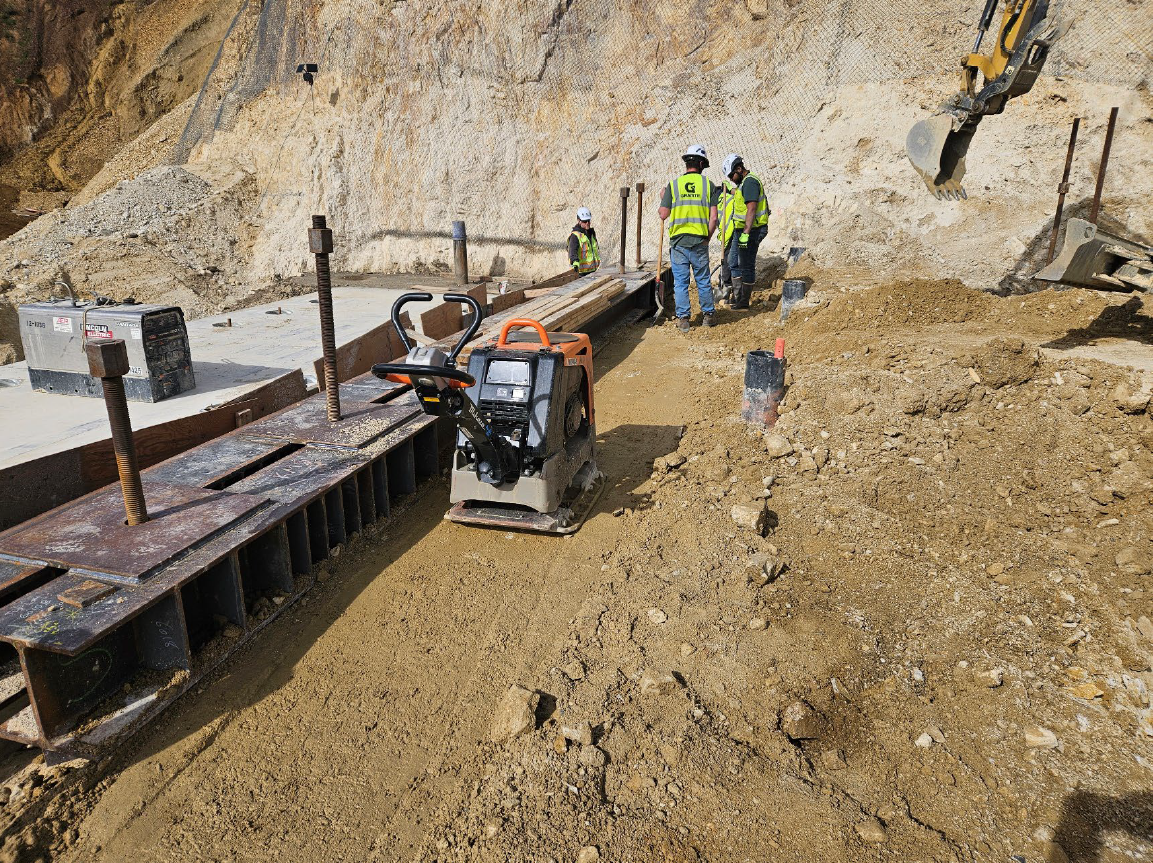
[568,207,601,274]
[716,183,738,303]
[721,154,770,310]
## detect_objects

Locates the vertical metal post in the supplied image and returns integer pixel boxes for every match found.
[1046,118,1080,265]
[86,339,149,525]
[618,186,630,275]
[452,221,469,285]
[1089,107,1118,225]
[634,182,645,268]
[309,214,340,422]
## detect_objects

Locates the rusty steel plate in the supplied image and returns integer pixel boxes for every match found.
[337,372,407,404]
[0,482,268,581]
[240,393,421,449]
[144,436,291,488]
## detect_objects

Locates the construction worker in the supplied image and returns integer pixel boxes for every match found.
[657,144,720,331]
[721,153,770,310]
[716,182,738,302]
[568,207,601,274]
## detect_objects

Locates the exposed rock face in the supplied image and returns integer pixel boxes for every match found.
[0,0,236,193]
[0,0,1150,363]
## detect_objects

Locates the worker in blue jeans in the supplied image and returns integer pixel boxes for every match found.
[721,154,771,310]
[657,145,720,331]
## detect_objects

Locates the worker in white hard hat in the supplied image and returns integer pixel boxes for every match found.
[568,206,601,274]
[657,144,720,331]
[721,153,770,310]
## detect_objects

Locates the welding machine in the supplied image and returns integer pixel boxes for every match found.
[17,300,195,402]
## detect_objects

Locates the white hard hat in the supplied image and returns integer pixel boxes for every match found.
[576,207,592,221]
[722,153,744,178]
[681,144,709,168]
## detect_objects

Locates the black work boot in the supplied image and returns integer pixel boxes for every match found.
[702,313,716,327]
[677,317,690,332]
[730,277,749,310]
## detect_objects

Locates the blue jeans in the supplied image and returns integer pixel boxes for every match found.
[727,224,768,284]
[670,242,715,319]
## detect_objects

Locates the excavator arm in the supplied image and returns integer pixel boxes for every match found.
[906,0,1062,199]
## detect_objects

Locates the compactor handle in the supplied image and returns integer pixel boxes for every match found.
[444,292,484,365]
[496,319,552,348]
[370,362,475,389]
[390,292,432,353]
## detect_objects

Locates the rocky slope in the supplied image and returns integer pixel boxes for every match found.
[0,0,1150,364]
[0,0,237,196]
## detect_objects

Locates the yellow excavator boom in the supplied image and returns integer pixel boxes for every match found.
[906,0,1061,199]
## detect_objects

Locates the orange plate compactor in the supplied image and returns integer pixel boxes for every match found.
[373,292,603,534]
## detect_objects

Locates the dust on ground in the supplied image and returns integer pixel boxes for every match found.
[1,275,1149,863]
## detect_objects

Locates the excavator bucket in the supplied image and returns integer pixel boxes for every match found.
[905,113,977,200]
[1035,218,1153,293]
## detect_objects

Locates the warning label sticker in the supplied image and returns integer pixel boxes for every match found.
[84,324,113,340]
[53,317,73,333]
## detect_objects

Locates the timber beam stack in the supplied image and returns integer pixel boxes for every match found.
[449,273,630,360]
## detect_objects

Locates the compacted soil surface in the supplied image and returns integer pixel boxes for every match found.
[2,275,1151,863]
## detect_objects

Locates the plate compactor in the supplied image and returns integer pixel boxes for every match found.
[372,292,604,534]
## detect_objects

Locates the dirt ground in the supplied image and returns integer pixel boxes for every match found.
[2,275,1152,863]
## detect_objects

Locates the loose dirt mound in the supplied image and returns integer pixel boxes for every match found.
[0,162,300,362]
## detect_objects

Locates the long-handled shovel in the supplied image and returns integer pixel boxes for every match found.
[654,218,666,321]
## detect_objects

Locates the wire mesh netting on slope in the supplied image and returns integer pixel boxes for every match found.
[171,0,1152,262]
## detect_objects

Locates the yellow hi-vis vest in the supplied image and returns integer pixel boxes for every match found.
[667,172,713,240]
[570,230,600,273]
[719,185,738,247]
[730,171,769,229]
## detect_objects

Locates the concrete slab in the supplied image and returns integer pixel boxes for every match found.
[0,283,489,471]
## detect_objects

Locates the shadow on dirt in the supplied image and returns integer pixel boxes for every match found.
[995,198,1147,296]
[1041,295,1153,350]
[1052,790,1153,862]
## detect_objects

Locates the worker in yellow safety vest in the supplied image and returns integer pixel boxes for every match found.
[716,182,739,302]
[568,207,601,274]
[721,153,771,310]
[657,144,720,331]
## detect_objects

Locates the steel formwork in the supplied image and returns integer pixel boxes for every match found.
[0,371,439,758]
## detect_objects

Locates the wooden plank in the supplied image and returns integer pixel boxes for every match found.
[526,269,579,294]
[0,369,307,532]
[420,303,465,340]
[440,270,640,363]
[490,288,526,314]
[465,283,487,309]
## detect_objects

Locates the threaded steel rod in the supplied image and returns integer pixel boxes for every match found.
[618,186,630,275]
[1047,118,1080,265]
[1089,107,1118,225]
[311,214,341,422]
